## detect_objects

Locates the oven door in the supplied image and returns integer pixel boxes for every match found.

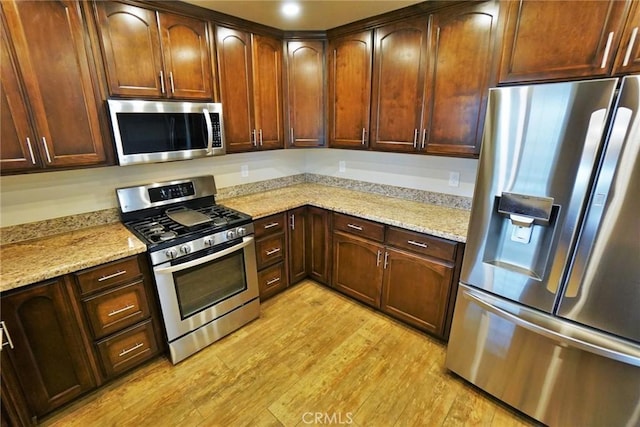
[152,236,259,341]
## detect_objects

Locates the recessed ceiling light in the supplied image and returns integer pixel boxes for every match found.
[282,2,300,18]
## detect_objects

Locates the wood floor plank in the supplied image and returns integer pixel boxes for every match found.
[38,281,536,427]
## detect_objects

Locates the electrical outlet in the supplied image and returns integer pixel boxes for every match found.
[241,165,249,177]
[339,161,346,173]
[448,171,460,187]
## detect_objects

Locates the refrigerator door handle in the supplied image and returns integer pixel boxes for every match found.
[462,288,640,367]
[563,107,633,298]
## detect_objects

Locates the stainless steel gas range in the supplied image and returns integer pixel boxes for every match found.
[116,176,259,364]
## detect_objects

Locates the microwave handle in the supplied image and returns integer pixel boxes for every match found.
[203,108,213,153]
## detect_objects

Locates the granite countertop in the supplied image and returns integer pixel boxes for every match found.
[0,183,469,293]
[221,183,470,243]
[0,223,146,293]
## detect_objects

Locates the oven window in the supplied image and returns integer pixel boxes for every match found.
[173,250,247,319]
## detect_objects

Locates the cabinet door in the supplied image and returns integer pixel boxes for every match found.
[370,17,429,153]
[0,278,96,418]
[498,0,631,83]
[328,30,373,149]
[159,13,213,100]
[0,19,39,172]
[308,207,331,285]
[216,26,255,153]
[381,247,453,337]
[93,2,164,98]
[3,0,108,168]
[613,1,640,74]
[286,40,326,147]
[288,207,308,284]
[252,34,284,150]
[332,231,384,308]
[423,2,498,157]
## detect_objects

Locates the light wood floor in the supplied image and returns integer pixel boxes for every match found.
[40,281,537,427]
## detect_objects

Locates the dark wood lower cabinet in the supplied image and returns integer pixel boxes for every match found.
[332,231,384,308]
[0,278,96,419]
[381,247,453,336]
[307,206,331,285]
[288,206,308,284]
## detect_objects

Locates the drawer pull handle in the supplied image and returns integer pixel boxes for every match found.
[265,248,281,256]
[98,270,127,282]
[0,321,15,350]
[119,342,144,357]
[266,277,281,285]
[347,224,363,231]
[264,222,280,229]
[108,304,136,317]
[408,240,429,249]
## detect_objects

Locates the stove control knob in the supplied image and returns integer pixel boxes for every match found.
[180,245,191,255]
[204,238,214,247]
[165,248,178,259]
[237,227,246,237]
[226,230,237,240]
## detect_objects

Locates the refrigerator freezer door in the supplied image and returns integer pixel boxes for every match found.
[557,75,640,343]
[445,284,640,426]
[461,79,618,312]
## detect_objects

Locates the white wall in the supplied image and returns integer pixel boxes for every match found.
[305,149,478,197]
[0,150,305,227]
[0,148,478,227]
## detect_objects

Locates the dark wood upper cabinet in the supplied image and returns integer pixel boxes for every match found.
[94,2,212,99]
[286,40,326,147]
[370,16,429,153]
[158,13,213,99]
[1,0,109,171]
[216,27,284,152]
[613,1,640,74]
[216,26,254,152]
[0,278,96,419]
[0,18,38,172]
[422,1,499,157]
[498,0,632,83]
[328,30,373,149]
[252,34,285,150]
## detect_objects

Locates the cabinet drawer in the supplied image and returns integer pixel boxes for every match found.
[254,213,287,238]
[75,256,141,295]
[258,262,287,301]
[83,280,150,339]
[333,213,385,242]
[256,233,285,269]
[96,320,158,378]
[386,227,457,262]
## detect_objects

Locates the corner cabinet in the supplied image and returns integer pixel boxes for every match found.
[216,27,284,153]
[93,2,213,99]
[332,213,463,339]
[0,278,97,419]
[498,0,634,83]
[0,0,110,173]
[285,40,326,147]
[328,30,373,149]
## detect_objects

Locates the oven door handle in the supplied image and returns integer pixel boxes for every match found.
[154,236,254,274]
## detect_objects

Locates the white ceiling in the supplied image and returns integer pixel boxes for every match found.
[181,0,424,31]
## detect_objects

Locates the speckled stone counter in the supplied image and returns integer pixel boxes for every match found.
[0,223,146,293]
[221,183,470,243]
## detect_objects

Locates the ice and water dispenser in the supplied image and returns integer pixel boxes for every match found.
[483,192,559,281]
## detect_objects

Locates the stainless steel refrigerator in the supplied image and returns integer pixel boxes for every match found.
[445,75,640,426]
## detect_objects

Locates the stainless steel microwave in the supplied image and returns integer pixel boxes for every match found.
[107,99,225,166]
